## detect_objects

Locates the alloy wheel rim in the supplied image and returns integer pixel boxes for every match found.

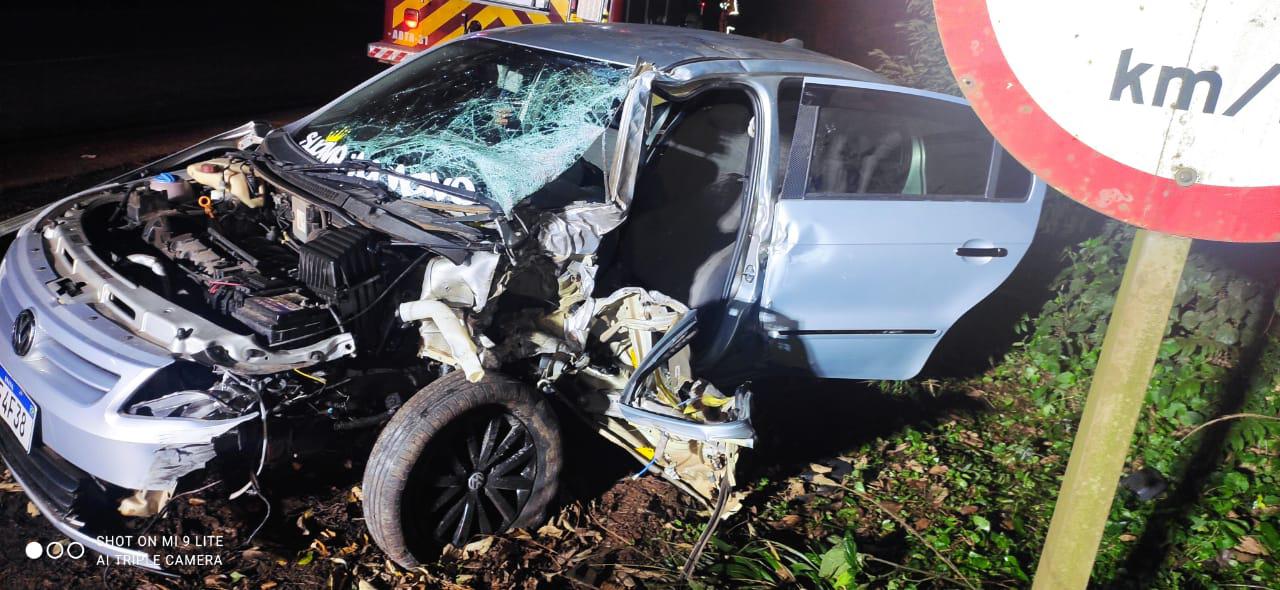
[416,410,537,547]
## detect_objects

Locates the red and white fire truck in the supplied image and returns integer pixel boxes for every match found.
[368,0,726,64]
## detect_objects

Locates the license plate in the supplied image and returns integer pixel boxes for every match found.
[0,364,37,452]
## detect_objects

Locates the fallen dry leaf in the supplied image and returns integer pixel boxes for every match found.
[960,505,979,515]
[1234,536,1269,556]
[260,581,278,590]
[959,431,984,448]
[913,517,931,531]
[810,473,841,487]
[776,514,803,529]
[296,510,312,536]
[1233,550,1259,564]
[1119,534,1137,542]
[928,465,950,476]
[461,536,494,557]
[929,484,950,506]
[26,502,39,517]
[808,463,832,474]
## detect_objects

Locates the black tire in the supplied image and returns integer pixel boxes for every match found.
[362,371,562,567]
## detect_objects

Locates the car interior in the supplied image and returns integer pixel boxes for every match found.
[598,89,755,314]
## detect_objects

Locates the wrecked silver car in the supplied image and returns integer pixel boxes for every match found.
[0,24,1046,569]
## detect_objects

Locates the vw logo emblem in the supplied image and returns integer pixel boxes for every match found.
[12,309,35,357]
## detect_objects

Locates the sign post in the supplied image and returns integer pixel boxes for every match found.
[935,1,1280,587]
[1032,229,1188,588]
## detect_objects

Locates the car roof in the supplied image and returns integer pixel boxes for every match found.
[476,23,879,79]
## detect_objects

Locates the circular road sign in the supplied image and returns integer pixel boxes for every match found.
[936,1,1280,243]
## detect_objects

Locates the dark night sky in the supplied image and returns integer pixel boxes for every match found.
[0,1,387,145]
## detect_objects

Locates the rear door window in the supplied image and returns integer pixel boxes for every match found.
[784,81,1032,202]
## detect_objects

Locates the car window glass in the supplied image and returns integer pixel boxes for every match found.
[775,78,803,194]
[992,148,1034,201]
[802,85,1000,200]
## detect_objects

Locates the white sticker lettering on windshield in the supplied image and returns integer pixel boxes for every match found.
[296,131,476,205]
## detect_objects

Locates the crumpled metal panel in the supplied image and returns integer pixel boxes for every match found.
[537,202,625,262]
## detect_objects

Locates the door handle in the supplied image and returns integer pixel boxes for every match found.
[955,247,1008,258]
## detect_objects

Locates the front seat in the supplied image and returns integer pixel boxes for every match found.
[615,91,753,311]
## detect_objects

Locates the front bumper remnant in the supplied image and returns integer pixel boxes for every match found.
[1,425,162,570]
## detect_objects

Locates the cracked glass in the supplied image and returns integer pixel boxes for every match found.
[293,38,629,212]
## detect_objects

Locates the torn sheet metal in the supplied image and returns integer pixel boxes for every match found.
[144,442,223,491]
[538,202,626,262]
[564,285,685,352]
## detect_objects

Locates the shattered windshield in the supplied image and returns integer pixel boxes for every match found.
[292,38,629,212]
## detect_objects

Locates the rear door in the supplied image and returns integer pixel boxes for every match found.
[759,78,1046,380]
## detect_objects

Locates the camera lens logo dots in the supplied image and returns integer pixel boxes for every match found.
[25,540,85,560]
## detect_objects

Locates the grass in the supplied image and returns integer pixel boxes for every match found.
[686,222,1279,589]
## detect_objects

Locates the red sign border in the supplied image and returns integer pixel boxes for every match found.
[934,0,1280,243]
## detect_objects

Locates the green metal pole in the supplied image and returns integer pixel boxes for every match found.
[1031,229,1191,590]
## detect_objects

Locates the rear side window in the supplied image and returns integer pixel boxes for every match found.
[784,83,1032,202]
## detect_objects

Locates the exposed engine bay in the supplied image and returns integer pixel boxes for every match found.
[41,127,752,532]
[113,162,391,355]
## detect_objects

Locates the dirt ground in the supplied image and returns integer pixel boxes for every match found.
[0,456,696,590]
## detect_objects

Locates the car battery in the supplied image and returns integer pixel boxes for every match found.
[230,293,334,347]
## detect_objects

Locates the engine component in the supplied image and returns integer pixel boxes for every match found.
[230,294,335,347]
[291,198,327,242]
[298,227,385,348]
[168,233,237,276]
[148,172,194,202]
[186,158,265,208]
[125,186,173,226]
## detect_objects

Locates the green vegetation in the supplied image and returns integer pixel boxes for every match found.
[867,0,959,95]
[687,222,1278,588]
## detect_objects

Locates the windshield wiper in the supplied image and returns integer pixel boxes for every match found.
[242,145,495,263]
[280,163,523,261]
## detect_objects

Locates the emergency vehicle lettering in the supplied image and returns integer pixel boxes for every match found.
[371,0,609,64]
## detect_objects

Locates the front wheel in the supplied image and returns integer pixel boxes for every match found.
[362,371,562,567]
